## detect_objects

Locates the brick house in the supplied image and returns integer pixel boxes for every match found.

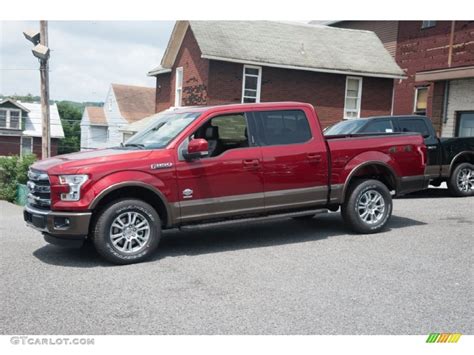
[148,21,404,128]
[328,21,474,137]
[0,98,64,157]
[80,84,155,150]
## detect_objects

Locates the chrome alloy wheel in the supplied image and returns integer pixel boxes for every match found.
[109,212,151,253]
[456,167,473,192]
[356,190,385,225]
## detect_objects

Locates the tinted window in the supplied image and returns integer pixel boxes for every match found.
[398,118,430,137]
[361,119,394,133]
[256,110,312,146]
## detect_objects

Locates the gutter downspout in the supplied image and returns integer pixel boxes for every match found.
[390,79,396,115]
[448,21,455,68]
[443,80,450,125]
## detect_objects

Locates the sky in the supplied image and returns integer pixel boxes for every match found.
[0,21,174,102]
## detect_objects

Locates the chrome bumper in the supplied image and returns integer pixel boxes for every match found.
[23,205,92,237]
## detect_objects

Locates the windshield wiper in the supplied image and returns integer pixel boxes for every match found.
[124,143,145,149]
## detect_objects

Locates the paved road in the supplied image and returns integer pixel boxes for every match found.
[0,187,472,335]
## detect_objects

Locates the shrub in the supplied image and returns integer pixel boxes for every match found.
[0,154,37,202]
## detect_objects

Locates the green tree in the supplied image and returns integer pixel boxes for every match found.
[57,101,82,154]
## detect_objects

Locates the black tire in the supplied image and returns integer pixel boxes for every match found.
[92,199,161,265]
[292,214,316,220]
[341,179,392,234]
[447,162,474,197]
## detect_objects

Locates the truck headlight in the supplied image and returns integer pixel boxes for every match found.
[58,175,88,201]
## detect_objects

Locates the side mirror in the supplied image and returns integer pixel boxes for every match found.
[183,138,209,161]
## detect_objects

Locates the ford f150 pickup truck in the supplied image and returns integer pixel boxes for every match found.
[325,115,474,197]
[24,102,428,264]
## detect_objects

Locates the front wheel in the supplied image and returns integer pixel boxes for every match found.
[341,179,392,234]
[447,163,474,197]
[92,199,161,264]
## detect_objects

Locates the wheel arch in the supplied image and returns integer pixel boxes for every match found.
[450,151,474,173]
[341,161,399,203]
[89,182,174,228]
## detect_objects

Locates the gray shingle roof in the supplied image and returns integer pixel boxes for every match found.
[187,21,404,78]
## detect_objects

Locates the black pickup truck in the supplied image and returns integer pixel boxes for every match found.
[325,115,474,197]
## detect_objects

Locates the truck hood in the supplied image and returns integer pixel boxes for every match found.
[32,148,154,174]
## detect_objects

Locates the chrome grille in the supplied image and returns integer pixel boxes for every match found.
[27,169,51,210]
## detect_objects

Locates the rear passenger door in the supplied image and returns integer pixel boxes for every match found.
[251,109,329,213]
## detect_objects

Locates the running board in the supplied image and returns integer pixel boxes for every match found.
[179,209,328,231]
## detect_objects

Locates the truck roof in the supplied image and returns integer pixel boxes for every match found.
[364,115,430,120]
[167,101,314,114]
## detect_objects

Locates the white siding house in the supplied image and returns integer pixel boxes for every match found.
[0,98,64,156]
[80,84,155,150]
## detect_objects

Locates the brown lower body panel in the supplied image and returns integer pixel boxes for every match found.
[172,185,337,224]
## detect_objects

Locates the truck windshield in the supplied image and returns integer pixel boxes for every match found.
[124,111,201,149]
[324,119,367,135]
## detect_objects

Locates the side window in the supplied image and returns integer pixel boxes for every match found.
[456,112,474,137]
[21,136,33,156]
[242,66,262,103]
[361,119,394,133]
[414,87,428,115]
[398,118,430,137]
[0,109,6,128]
[344,76,362,119]
[256,110,312,146]
[421,21,436,29]
[192,113,250,158]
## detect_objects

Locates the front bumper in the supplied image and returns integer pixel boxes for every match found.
[24,205,92,246]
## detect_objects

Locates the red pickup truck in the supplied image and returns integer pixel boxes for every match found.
[24,102,428,264]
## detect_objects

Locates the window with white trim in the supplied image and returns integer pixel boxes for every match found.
[414,87,428,115]
[344,77,363,119]
[421,21,436,29]
[242,65,262,103]
[0,109,6,128]
[21,136,33,156]
[175,67,183,107]
[0,108,22,129]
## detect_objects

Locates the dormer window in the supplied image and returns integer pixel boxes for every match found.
[0,108,21,129]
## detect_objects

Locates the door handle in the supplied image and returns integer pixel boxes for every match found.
[243,159,260,169]
[427,145,437,150]
[307,153,322,163]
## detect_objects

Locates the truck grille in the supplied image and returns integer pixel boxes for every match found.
[27,169,51,210]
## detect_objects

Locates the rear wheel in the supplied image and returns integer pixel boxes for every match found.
[341,179,392,234]
[93,199,161,264]
[447,163,474,197]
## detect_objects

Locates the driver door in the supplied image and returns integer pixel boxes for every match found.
[174,112,264,224]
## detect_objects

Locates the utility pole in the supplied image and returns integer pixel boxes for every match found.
[39,21,51,159]
[24,23,51,159]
